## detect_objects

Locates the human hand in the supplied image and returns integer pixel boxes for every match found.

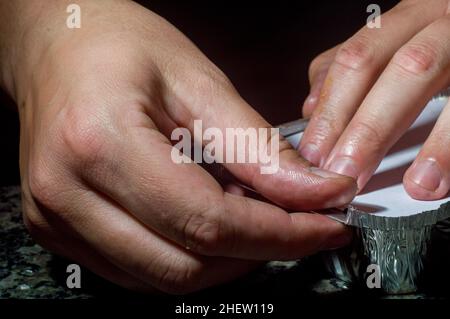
[1,0,356,293]
[299,0,450,200]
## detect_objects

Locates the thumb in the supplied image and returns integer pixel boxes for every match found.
[169,71,357,211]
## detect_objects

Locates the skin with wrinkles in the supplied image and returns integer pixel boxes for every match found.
[0,0,356,294]
[300,0,450,199]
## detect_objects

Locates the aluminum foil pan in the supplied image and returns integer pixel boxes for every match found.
[322,204,450,294]
[330,202,450,230]
[280,88,450,294]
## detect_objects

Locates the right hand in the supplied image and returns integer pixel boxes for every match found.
[2,0,356,294]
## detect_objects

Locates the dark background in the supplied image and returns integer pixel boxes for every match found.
[0,0,399,186]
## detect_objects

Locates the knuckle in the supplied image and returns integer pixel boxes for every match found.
[335,36,375,72]
[314,107,339,127]
[21,200,60,254]
[58,106,111,167]
[186,217,222,255]
[191,67,235,100]
[22,202,48,239]
[427,128,450,151]
[308,54,329,80]
[183,199,227,255]
[28,159,59,208]
[306,109,341,143]
[351,120,384,151]
[25,167,69,249]
[392,42,440,76]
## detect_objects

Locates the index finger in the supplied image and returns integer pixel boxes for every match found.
[325,15,450,190]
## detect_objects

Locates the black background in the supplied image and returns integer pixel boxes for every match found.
[0,0,399,186]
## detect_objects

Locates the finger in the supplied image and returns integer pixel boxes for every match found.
[404,98,450,200]
[41,187,258,295]
[302,45,340,118]
[73,124,352,260]
[21,196,157,292]
[325,14,450,190]
[162,64,357,210]
[30,223,159,293]
[299,0,450,167]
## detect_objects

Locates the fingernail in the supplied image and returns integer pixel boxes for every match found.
[408,158,442,192]
[299,143,323,166]
[328,157,359,179]
[308,167,344,179]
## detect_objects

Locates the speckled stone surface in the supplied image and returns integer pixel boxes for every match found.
[0,186,92,299]
[1,185,450,300]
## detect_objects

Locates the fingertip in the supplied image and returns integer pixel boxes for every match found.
[403,177,448,201]
[298,167,358,209]
[297,213,353,251]
[299,143,323,167]
[326,156,359,180]
[252,148,357,210]
[320,177,358,209]
[403,159,449,200]
[321,223,353,251]
[403,174,448,200]
[403,176,435,200]
[325,154,375,193]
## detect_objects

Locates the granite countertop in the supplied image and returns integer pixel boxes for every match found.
[1,185,450,300]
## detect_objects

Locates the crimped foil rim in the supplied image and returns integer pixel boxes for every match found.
[343,201,450,230]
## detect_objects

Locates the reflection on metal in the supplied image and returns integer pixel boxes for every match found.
[278,88,450,294]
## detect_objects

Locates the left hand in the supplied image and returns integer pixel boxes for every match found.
[299,0,450,200]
